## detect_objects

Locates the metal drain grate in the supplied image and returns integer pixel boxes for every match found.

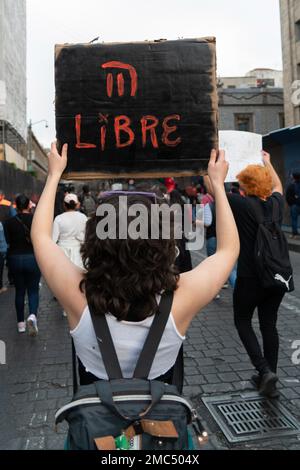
[202,393,300,443]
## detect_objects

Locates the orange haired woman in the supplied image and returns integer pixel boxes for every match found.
[227,152,285,399]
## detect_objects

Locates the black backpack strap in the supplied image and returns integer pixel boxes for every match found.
[89,306,123,380]
[15,216,31,241]
[133,291,174,379]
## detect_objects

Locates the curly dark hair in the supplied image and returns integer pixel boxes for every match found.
[80,194,179,321]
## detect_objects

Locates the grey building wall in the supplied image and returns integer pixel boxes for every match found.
[0,0,26,141]
[280,0,300,127]
[218,88,284,135]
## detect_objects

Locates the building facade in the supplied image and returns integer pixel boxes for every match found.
[0,0,27,167]
[280,0,300,126]
[218,71,284,135]
[28,132,48,181]
[219,88,284,135]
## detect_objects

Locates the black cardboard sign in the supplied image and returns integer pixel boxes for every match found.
[55,38,218,179]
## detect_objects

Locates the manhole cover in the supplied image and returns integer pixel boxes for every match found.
[202,393,300,443]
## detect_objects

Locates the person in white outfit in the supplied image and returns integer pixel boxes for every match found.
[52,193,87,316]
[52,194,87,269]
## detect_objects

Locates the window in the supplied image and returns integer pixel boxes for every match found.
[227,85,236,89]
[234,114,254,132]
[279,112,285,129]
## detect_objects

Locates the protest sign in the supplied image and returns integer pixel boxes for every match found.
[55,38,218,179]
[219,130,263,182]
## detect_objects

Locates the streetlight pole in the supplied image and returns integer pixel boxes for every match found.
[27,119,48,172]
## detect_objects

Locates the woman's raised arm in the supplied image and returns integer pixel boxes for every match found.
[31,143,86,328]
[173,150,240,335]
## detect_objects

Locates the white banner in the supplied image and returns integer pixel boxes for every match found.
[219,130,263,183]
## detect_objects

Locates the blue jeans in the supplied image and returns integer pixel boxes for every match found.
[206,237,237,288]
[206,237,217,257]
[291,205,300,235]
[8,254,41,323]
[229,265,237,288]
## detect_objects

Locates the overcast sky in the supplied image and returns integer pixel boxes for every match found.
[27,0,282,148]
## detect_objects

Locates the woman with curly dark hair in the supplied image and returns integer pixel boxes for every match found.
[31,143,239,387]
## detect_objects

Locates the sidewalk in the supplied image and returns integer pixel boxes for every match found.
[0,251,300,450]
[283,227,300,253]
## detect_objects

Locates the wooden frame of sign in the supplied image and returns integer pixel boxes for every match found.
[55,38,218,180]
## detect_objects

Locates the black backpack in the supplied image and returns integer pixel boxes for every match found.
[248,197,294,292]
[55,292,206,450]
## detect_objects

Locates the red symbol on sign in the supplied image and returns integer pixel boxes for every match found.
[101,61,138,97]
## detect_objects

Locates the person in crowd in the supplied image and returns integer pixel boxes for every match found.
[207,152,285,398]
[54,184,66,218]
[79,185,97,217]
[230,182,242,195]
[202,190,222,299]
[169,189,193,273]
[0,221,8,294]
[31,143,239,391]
[52,193,87,270]
[0,189,16,221]
[201,188,214,207]
[191,198,198,224]
[0,191,16,286]
[177,188,190,204]
[286,172,300,239]
[185,183,197,200]
[128,179,136,191]
[0,191,17,286]
[164,178,176,194]
[3,194,41,335]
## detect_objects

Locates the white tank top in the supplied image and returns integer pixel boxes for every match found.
[70,305,185,380]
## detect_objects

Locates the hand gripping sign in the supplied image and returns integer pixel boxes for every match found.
[55,38,218,179]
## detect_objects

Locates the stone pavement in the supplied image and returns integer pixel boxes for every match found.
[0,250,300,450]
